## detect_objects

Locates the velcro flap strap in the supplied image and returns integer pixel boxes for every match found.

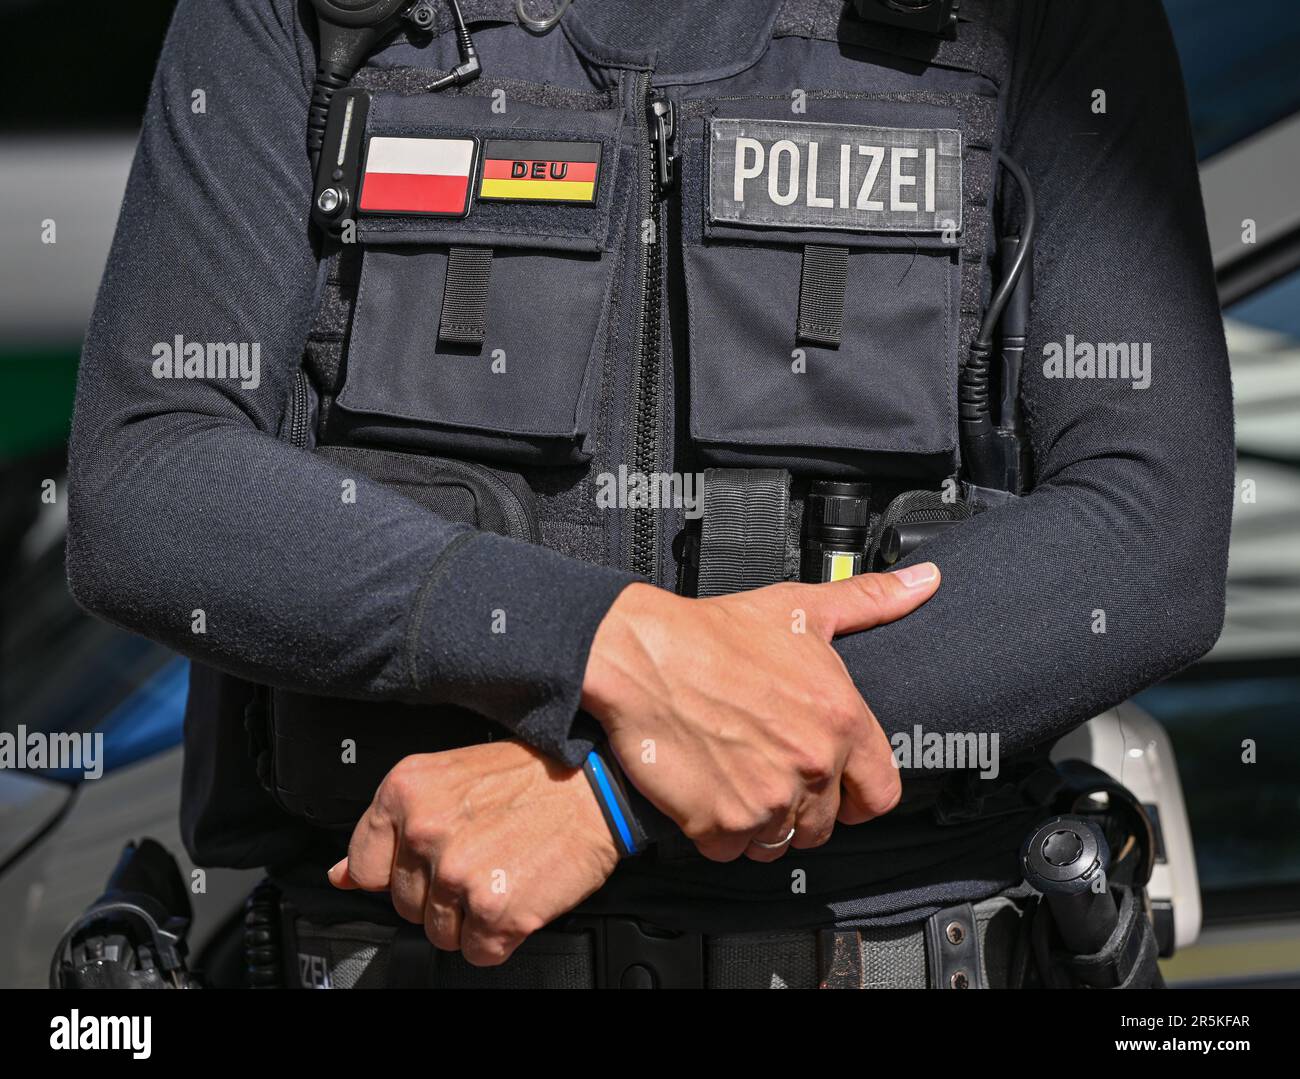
[438,245,494,347]
[798,243,849,347]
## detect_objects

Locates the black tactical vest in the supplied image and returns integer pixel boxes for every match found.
[254,0,1022,827]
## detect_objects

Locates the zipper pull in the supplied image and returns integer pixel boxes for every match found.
[649,97,678,192]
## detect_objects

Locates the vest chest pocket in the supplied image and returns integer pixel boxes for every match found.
[680,96,985,480]
[330,88,629,467]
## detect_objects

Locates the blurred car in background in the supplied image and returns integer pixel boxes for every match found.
[1,0,1298,988]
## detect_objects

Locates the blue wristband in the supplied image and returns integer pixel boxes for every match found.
[582,746,650,858]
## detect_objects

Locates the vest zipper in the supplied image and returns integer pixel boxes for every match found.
[289,369,310,450]
[631,81,676,580]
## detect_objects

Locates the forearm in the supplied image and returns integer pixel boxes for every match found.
[834,471,1230,755]
[68,408,631,722]
[834,0,1234,752]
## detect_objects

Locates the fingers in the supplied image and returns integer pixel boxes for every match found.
[744,808,800,863]
[332,804,400,892]
[425,881,464,952]
[693,828,760,863]
[457,871,544,967]
[800,562,941,638]
[327,858,357,889]
[461,913,529,968]
[743,773,843,863]
[790,783,840,850]
[839,710,903,825]
[390,845,432,925]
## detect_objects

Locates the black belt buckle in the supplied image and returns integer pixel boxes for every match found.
[569,916,705,989]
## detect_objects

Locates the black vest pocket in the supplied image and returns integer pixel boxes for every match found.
[684,239,959,478]
[679,96,971,480]
[329,87,627,467]
[335,240,614,466]
[266,692,507,830]
[315,443,539,543]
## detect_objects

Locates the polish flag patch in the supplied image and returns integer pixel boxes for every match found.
[359,136,478,216]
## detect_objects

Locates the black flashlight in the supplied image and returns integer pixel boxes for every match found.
[800,481,873,583]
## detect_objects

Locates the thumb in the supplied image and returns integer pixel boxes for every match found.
[327,858,359,890]
[800,562,941,637]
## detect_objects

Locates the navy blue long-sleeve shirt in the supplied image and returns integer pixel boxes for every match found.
[66,0,1232,930]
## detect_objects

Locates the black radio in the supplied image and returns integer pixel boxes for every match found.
[306,0,480,167]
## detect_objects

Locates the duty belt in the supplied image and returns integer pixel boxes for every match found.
[289,897,1030,989]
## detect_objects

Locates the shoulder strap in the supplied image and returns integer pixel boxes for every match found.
[773,0,1018,86]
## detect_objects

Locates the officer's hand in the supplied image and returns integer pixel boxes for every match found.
[581,564,940,862]
[327,742,618,966]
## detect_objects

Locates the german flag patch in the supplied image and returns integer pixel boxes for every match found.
[478,140,602,204]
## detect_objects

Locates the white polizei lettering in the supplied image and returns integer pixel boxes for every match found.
[925,147,936,213]
[768,139,799,206]
[891,146,918,212]
[805,142,833,207]
[733,137,764,201]
[856,145,885,210]
[727,130,947,216]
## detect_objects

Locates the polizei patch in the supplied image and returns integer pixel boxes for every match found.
[709,118,962,233]
[478,140,602,203]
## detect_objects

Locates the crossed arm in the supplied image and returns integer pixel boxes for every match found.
[330,566,941,966]
[67,1,1231,966]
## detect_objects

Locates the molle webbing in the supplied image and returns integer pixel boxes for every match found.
[424,0,518,34]
[697,469,792,597]
[349,69,619,112]
[298,90,615,567]
[300,237,605,565]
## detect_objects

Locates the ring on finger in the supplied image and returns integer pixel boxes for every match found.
[749,826,797,851]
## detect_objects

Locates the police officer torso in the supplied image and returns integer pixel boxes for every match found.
[248,0,1032,908]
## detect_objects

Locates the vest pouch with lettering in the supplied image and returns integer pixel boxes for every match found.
[680,95,981,480]
[328,85,629,468]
